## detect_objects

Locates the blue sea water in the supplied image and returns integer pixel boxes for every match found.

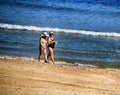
[0,0,120,67]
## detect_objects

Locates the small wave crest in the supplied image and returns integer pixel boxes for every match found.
[0,23,120,38]
[0,55,96,67]
[0,55,37,61]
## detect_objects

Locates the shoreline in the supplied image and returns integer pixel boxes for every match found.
[0,54,120,69]
[0,59,120,95]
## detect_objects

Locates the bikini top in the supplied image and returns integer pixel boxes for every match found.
[48,38,55,49]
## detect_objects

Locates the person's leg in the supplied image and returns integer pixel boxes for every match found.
[47,48,51,60]
[49,48,55,64]
[38,47,42,62]
[43,48,49,63]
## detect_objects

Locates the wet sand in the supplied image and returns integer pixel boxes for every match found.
[0,59,120,95]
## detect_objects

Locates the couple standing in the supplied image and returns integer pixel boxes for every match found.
[38,32,56,64]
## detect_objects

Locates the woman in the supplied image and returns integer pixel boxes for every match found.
[47,32,57,64]
[38,32,49,63]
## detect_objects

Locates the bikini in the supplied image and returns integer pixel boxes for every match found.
[48,39,55,49]
[39,38,47,49]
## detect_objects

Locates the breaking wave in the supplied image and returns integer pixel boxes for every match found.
[0,23,120,38]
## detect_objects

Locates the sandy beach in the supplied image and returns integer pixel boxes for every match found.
[0,59,120,95]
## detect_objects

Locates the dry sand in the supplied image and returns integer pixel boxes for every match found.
[0,59,120,95]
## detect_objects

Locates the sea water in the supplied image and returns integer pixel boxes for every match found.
[0,0,120,68]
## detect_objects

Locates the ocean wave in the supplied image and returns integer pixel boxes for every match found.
[0,54,36,61]
[0,23,120,38]
[0,54,96,67]
[1,0,120,13]
[1,0,120,7]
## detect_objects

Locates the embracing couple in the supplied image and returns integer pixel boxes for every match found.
[38,32,57,64]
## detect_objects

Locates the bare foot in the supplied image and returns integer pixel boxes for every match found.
[44,60,49,63]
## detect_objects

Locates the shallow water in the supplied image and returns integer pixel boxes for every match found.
[0,0,120,67]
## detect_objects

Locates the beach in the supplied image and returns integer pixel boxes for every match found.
[0,1,120,95]
[0,59,120,95]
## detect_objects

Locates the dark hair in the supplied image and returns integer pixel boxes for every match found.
[49,32,53,35]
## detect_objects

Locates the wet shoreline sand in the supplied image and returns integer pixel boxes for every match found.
[0,59,120,95]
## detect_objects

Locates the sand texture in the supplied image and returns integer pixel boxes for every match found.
[0,59,120,95]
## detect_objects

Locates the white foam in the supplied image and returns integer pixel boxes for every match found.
[0,55,97,67]
[55,61,74,66]
[75,63,97,67]
[56,61,97,67]
[0,55,36,61]
[0,23,120,38]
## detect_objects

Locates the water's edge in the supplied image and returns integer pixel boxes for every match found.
[0,54,119,69]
